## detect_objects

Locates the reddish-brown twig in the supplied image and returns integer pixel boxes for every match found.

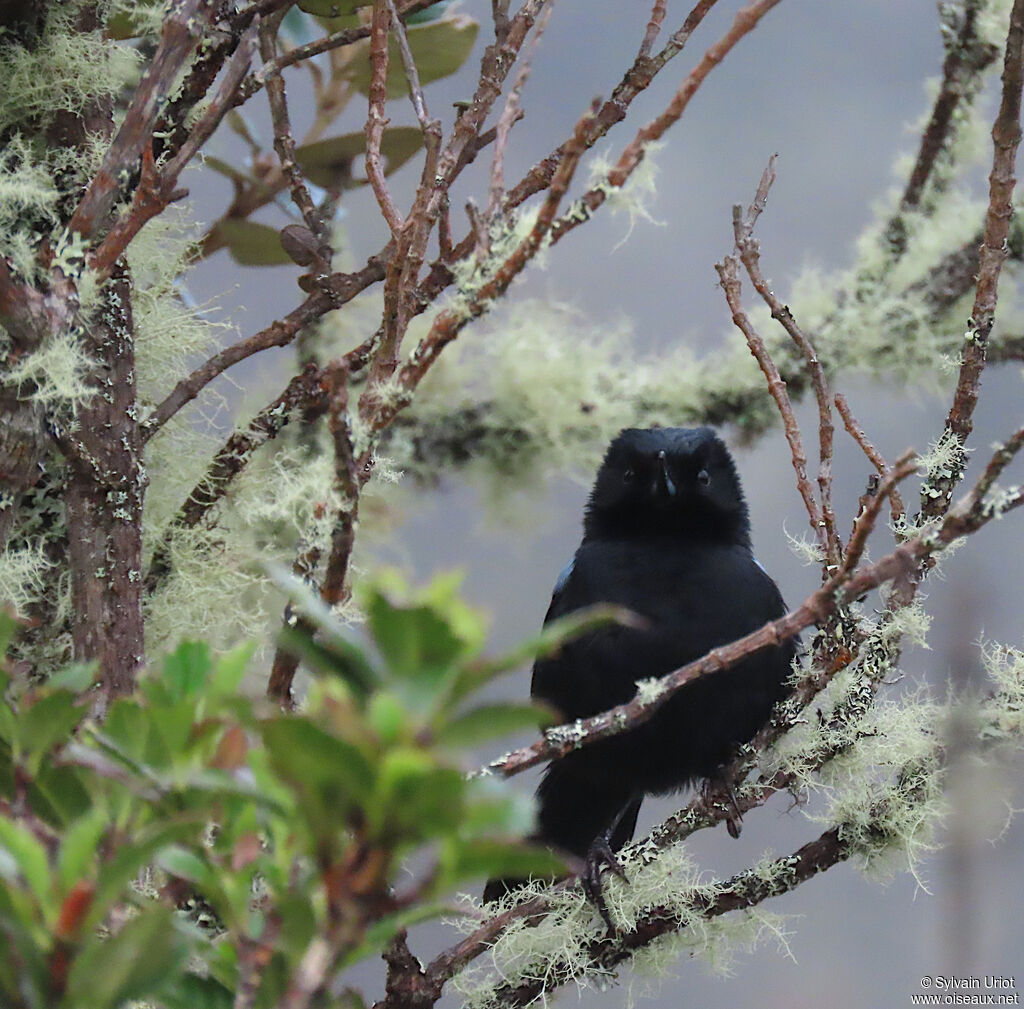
[142,253,390,439]
[259,15,330,245]
[543,0,782,247]
[834,392,907,525]
[638,0,669,59]
[716,253,821,549]
[365,1,403,236]
[486,3,552,217]
[731,156,842,571]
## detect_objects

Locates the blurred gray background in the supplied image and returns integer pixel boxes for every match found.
[185,1,1024,1004]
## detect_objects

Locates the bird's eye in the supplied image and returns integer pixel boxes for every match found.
[622,468,636,484]
[697,469,711,486]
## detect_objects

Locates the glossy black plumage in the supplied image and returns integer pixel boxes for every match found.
[484,427,795,907]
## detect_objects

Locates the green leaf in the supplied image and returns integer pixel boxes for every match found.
[294,127,425,188]
[18,691,86,768]
[267,564,381,697]
[261,717,374,808]
[0,817,52,912]
[375,754,464,837]
[436,701,551,747]
[162,640,213,701]
[101,701,169,768]
[277,626,379,702]
[57,809,108,892]
[407,1,452,24]
[209,640,256,698]
[29,762,92,827]
[367,690,407,744]
[86,820,200,933]
[47,661,98,693]
[441,839,566,884]
[64,906,188,1009]
[157,972,235,1009]
[297,0,367,15]
[344,16,479,99]
[342,902,448,967]
[216,219,295,267]
[174,767,288,816]
[156,845,213,890]
[204,155,250,184]
[451,603,639,704]
[155,845,238,925]
[0,608,21,663]
[461,775,535,836]
[365,594,464,679]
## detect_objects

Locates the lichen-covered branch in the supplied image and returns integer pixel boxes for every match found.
[67,0,216,240]
[923,0,1024,518]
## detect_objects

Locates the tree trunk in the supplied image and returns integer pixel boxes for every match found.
[64,264,146,697]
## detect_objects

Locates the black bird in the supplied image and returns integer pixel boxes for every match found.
[484,427,796,923]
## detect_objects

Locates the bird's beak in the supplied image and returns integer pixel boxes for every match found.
[655,449,677,498]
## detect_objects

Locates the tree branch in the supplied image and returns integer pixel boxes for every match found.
[67,0,216,240]
[923,0,1024,518]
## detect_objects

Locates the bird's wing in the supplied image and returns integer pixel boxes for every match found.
[542,557,576,623]
[530,548,633,715]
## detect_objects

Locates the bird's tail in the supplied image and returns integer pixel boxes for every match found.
[483,753,640,904]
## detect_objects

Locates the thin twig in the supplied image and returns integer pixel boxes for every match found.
[90,26,258,278]
[839,452,917,576]
[502,0,721,217]
[486,3,552,217]
[732,156,842,571]
[370,98,598,432]
[259,14,331,245]
[251,0,440,88]
[142,253,389,439]
[716,253,821,547]
[542,0,782,247]
[386,0,430,127]
[320,363,364,608]
[834,392,906,524]
[897,0,999,218]
[365,0,404,236]
[638,0,668,59]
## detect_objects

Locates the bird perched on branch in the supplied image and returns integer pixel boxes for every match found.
[484,426,796,927]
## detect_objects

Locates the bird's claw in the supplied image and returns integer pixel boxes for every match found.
[702,775,744,838]
[580,836,628,934]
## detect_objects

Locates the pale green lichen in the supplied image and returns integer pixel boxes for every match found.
[0,136,61,280]
[401,297,753,514]
[445,205,544,321]
[0,539,55,616]
[0,6,140,131]
[4,328,97,409]
[783,523,825,566]
[126,203,229,404]
[582,142,666,247]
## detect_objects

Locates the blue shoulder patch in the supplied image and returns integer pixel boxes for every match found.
[753,556,768,575]
[553,557,575,595]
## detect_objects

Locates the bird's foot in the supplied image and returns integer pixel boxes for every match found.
[580,836,628,934]
[702,775,744,838]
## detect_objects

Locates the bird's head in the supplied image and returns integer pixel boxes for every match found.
[583,427,751,545]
